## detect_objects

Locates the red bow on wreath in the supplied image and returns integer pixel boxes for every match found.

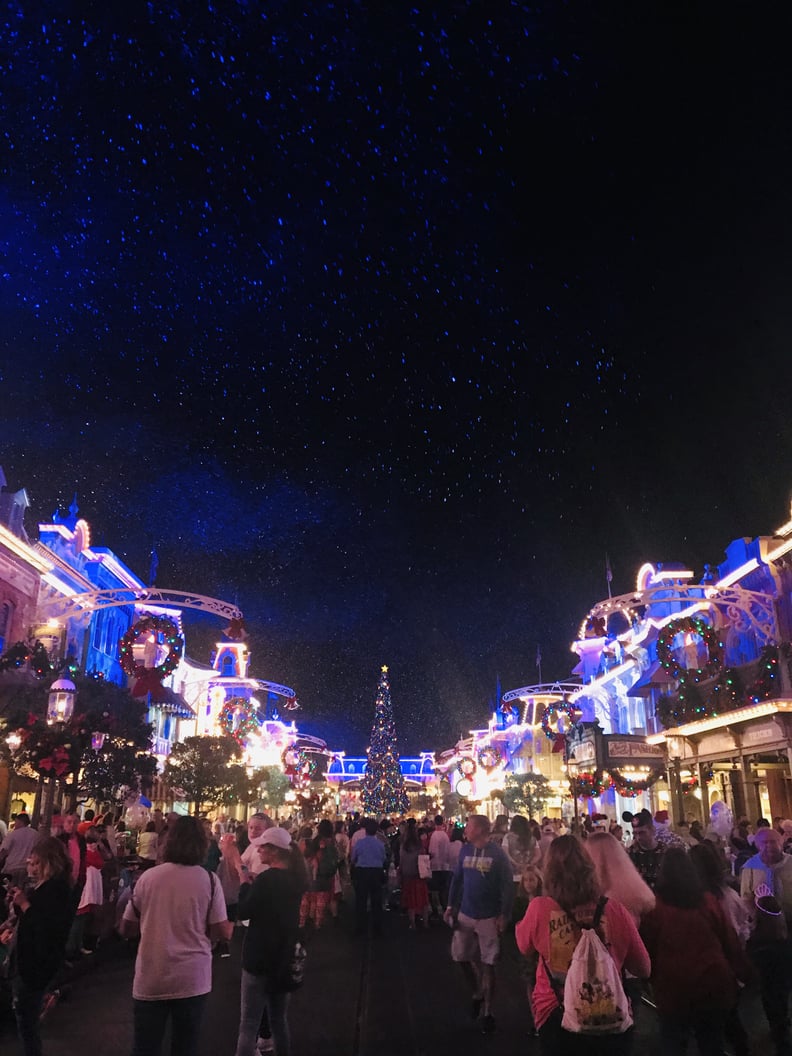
[39,746,71,778]
[132,666,167,699]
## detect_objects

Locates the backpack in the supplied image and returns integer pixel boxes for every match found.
[543,897,632,1036]
[316,840,339,880]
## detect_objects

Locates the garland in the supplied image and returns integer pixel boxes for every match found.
[219,697,260,746]
[119,616,183,697]
[478,745,503,771]
[609,767,662,798]
[749,644,780,703]
[571,770,612,798]
[657,616,722,682]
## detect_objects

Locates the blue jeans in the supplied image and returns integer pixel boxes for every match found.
[13,978,45,1056]
[234,971,290,1056]
[132,994,206,1056]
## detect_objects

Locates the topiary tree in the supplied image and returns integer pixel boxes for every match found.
[163,735,242,814]
[498,771,552,820]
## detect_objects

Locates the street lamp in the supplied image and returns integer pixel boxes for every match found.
[47,677,76,725]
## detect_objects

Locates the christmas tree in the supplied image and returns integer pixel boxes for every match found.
[361,665,409,816]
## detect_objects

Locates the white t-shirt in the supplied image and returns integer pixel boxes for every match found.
[122,863,227,1000]
[428,828,451,871]
[241,834,269,878]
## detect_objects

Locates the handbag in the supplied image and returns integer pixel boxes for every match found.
[278,940,307,992]
[751,882,788,947]
[417,854,432,881]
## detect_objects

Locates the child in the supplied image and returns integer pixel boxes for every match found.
[519,864,543,1037]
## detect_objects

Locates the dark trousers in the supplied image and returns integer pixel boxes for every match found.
[658,1009,726,1056]
[132,994,207,1056]
[538,1009,634,1056]
[754,940,792,1049]
[353,867,383,935]
[12,977,45,1056]
[429,870,451,911]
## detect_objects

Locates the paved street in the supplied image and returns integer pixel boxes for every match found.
[0,901,776,1056]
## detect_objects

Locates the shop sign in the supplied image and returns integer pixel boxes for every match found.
[741,720,783,747]
[605,736,665,769]
[565,722,602,771]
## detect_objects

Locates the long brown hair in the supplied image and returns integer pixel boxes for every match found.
[30,837,72,884]
[543,834,601,913]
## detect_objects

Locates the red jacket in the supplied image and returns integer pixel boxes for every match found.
[639,891,753,1016]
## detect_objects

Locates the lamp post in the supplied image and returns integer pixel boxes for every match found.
[37,676,78,829]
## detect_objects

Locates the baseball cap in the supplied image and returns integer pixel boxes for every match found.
[259,827,292,850]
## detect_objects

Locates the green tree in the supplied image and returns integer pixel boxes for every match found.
[256,765,291,815]
[361,666,409,816]
[0,671,155,813]
[163,736,242,813]
[498,771,552,819]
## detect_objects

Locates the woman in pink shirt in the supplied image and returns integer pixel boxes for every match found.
[515,835,650,1054]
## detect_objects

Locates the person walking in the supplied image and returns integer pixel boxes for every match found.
[120,816,231,1056]
[640,847,752,1056]
[627,809,668,891]
[232,827,309,1056]
[444,814,513,1034]
[740,825,792,1054]
[399,819,430,930]
[1,837,73,1056]
[515,834,650,1055]
[350,818,387,936]
[428,816,452,919]
[584,831,655,924]
[58,813,88,960]
[502,815,538,922]
[690,839,753,1056]
[0,815,40,887]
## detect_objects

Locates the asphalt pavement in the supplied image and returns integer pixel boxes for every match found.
[0,899,777,1056]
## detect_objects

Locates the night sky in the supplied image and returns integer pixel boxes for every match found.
[3,4,792,754]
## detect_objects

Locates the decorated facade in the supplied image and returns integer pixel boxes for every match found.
[434,684,581,817]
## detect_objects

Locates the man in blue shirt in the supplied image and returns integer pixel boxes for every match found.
[350,818,387,936]
[444,814,513,1034]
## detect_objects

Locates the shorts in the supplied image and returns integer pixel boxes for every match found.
[450,912,500,966]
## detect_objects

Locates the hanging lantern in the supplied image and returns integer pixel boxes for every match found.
[47,678,76,725]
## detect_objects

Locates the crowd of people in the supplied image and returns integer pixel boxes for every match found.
[1,804,792,1054]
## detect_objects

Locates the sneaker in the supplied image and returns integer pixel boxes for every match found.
[256,1037,275,1054]
[480,1014,496,1035]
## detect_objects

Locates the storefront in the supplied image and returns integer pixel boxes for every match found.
[565,720,666,820]
[648,700,792,824]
